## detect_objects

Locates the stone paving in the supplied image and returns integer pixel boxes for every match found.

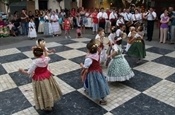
[0,37,175,115]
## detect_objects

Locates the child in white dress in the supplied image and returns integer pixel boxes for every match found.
[28,18,37,39]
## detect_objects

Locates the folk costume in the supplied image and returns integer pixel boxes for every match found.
[44,15,53,36]
[51,14,62,36]
[127,31,146,59]
[107,38,134,82]
[28,21,37,38]
[81,52,110,101]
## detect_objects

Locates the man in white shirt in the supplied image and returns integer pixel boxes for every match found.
[97,7,108,30]
[123,8,133,34]
[109,8,118,27]
[145,7,157,41]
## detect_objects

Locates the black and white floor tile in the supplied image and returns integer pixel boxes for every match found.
[0,38,175,115]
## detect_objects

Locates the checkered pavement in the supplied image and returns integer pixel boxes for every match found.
[0,38,175,115]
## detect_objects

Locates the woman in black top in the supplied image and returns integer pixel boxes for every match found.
[34,10,40,33]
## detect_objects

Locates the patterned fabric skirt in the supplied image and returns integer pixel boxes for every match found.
[84,71,110,100]
[44,22,53,35]
[51,22,62,35]
[127,40,146,59]
[38,21,44,33]
[32,76,62,110]
[107,55,134,82]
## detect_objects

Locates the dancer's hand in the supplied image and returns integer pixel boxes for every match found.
[80,63,84,68]
[107,55,111,58]
[51,49,56,53]
[31,46,37,50]
[19,68,24,73]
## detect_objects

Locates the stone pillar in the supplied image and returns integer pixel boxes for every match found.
[35,0,39,10]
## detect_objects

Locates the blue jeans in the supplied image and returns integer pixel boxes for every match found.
[167,25,171,40]
[21,22,28,35]
[171,25,175,43]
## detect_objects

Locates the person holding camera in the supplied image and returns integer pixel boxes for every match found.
[144,7,157,41]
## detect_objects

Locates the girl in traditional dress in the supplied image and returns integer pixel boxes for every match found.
[107,36,134,82]
[80,41,109,105]
[127,25,146,63]
[7,21,16,36]
[51,11,62,36]
[63,15,71,39]
[95,27,106,64]
[28,18,37,39]
[106,26,116,66]
[19,47,62,111]
[38,11,45,33]
[125,26,136,52]
[44,11,53,36]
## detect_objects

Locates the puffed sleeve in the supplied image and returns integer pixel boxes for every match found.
[135,33,141,38]
[27,61,37,75]
[113,45,119,52]
[83,58,93,68]
[128,32,131,37]
[45,47,49,51]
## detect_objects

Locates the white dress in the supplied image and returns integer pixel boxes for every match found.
[28,22,37,38]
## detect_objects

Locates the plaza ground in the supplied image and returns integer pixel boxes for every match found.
[0,27,175,115]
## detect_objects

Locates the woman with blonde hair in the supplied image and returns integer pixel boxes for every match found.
[159,9,170,43]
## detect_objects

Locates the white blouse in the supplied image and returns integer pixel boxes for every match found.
[51,15,59,21]
[83,58,93,68]
[113,44,119,52]
[44,15,49,20]
[28,22,35,28]
[128,32,141,38]
[108,33,116,43]
[27,57,50,75]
